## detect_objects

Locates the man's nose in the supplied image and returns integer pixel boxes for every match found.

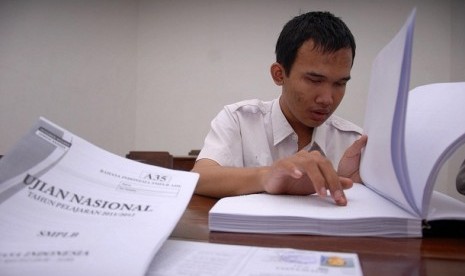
[315,86,333,106]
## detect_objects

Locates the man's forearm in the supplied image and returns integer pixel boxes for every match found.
[192,165,269,198]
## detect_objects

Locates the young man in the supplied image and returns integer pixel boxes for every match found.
[457,160,465,195]
[192,11,368,206]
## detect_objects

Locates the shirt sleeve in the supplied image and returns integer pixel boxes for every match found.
[197,107,244,167]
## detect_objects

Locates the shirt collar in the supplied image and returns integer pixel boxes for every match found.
[309,123,328,156]
[271,98,294,146]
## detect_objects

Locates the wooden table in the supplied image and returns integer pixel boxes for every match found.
[171,195,465,276]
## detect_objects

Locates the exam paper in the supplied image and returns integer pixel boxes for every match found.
[0,118,199,276]
[147,240,363,276]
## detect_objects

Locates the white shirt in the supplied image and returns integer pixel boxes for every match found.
[197,98,363,168]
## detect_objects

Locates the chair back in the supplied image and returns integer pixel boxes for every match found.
[126,151,173,169]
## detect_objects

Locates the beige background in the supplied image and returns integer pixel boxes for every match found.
[1,0,464,201]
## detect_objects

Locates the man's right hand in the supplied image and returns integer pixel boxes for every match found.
[261,150,353,206]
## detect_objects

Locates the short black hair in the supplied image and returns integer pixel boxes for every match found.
[275,11,356,76]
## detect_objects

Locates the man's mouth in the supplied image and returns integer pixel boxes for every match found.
[310,109,330,122]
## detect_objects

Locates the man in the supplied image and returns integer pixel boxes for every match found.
[457,160,465,195]
[192,11,367,206]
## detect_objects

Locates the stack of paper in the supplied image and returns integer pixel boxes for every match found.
[209,185,422,237]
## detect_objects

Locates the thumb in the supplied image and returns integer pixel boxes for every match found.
[345,135,368,158]
[339,177,353,190]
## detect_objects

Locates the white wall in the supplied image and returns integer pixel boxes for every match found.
[0,0,138,155]
[135,0,458,155]
[1,0,464,199]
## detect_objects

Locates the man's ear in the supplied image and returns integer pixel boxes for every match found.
[270,62,285,85]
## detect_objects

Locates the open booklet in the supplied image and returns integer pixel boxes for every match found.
[208,9,465,237]
[0,117,199,275]
[146,239,362,276]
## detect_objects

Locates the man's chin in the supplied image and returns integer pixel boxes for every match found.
[305,118,328,127]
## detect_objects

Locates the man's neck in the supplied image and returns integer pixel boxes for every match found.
[278,97,314,151]
[294,126,313,151]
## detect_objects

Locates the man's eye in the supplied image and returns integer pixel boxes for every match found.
[308,78,322,84]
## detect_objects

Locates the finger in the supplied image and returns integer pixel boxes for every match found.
[345,135,368,158]
[339,177,354,189]
[303,160,327,197]
[326,177,347,206]
[272,159,305,182]
[356,134,368,147]
[332,189,347,206]
[304,152,340,199]
[281,161,304,179]
[318,161,348,206]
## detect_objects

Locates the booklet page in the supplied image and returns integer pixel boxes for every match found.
[361,9,417,215]
[0,118,199,276]
[405,83,465,216]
